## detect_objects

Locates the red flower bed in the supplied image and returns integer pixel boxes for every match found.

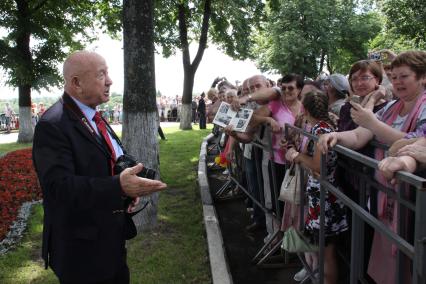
[0,148,41,241]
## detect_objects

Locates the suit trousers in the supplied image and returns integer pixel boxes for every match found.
[60,261,129,284]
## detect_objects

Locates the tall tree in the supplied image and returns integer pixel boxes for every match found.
[0,0,120,142]
[381,0,426,49]
[122,0,160,230]
[154,0,265,129]
[253,0,381,77]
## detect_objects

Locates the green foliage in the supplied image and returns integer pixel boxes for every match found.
[253,0,382,77]
[153,0,265,60]
[0,0,121,91]
[0,143,31,156]
[0,97,59,114]
[328,11,382,74]
[381,0,426,49]
[0,205,57,283]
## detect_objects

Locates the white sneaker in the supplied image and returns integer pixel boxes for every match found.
[222,169,229,175]
[294,268,309,282]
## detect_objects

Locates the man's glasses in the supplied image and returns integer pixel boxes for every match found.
[281,86,295,92]
[349,76,375,84]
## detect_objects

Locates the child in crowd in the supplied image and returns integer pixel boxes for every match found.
[286,91,348,284]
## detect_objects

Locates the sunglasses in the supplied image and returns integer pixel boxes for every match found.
[281,86,295,92]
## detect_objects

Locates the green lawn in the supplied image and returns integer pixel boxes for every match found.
[0,125,213,283]
[0,142,32,156]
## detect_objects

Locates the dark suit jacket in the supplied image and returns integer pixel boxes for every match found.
[33,93,131,283]
[197,98,206,114]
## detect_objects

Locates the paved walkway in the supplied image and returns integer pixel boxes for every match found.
[0,122,181,145]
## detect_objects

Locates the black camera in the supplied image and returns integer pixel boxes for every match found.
[114,154,157,210]
[114,154,157,180]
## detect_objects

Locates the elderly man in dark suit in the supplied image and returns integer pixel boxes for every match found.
[32,51,167,284]
[197,92,206,129]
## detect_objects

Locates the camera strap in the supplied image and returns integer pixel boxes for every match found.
[128,200,151,217]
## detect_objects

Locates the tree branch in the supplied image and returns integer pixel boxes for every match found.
[191,0,211,72]
[30,0,48,14]
[177,3,191,70]
[0,39,13,65]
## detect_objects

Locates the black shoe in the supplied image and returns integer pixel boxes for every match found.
[245,222,265,232]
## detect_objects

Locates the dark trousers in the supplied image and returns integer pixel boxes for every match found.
[268,161,286,216]
[245,157,265,225]
[192,109,197,123]
[199,113,206,129]
[60,262,129,284]
[158,126,166,140]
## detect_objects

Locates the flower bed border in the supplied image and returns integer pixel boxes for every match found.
[0,200,41,255]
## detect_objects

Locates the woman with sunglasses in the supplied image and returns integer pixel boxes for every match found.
[318,51,426,284]
[250,73,304,216]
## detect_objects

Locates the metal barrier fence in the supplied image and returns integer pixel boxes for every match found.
[213,125,290,266]
[285,123,426,284]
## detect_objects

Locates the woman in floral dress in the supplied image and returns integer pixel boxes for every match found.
[287,91,348,284]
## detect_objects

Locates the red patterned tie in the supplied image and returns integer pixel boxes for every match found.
[93,112,117,162]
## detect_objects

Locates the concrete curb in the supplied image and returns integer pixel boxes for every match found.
[198,133,233,284]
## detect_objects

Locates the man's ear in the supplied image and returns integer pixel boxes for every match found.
[71,76,83,93]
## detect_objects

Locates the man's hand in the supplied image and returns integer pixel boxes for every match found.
[120,163,167,198]
[230,97,246,111]
[127,197,140,213]
[224,125,235,137]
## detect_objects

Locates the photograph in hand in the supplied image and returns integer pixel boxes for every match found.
[212,102,254,132]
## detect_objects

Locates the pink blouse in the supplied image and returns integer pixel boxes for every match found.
[267,99,300,164]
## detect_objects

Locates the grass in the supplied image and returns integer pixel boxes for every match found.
[0,124,213,283]
[0,142,32,156]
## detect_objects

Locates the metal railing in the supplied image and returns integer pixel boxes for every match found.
[212,125,292,266]
[285,123,426,284]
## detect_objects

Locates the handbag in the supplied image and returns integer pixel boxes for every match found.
[281,227,318,253]
[278,163,301,204]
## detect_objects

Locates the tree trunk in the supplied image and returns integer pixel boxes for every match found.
[318,50,325,76]
[16,0,33,143]
[178,0,211,130]
[17,84,33,143]
[327,55,333,75]
[17,106,33,143]
[123,0,159,232]
[179,67,195,129]
[179,103,192,129]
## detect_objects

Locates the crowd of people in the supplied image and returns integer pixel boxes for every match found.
[156,94,210,127]
[1,103,17,133]
[206,50,426,284]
